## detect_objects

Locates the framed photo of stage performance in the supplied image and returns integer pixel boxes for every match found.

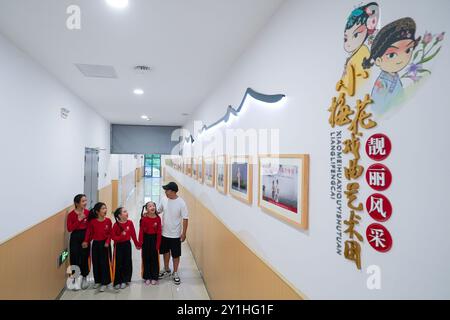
[229,156,253,205]
[216,155,228,195]
[204,157,215,187]
[258,154,309,230]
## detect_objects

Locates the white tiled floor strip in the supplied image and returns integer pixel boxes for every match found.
[61,178,210,300]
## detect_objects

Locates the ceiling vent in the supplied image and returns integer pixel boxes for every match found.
[75,64,118,79]
[134,65,152,74]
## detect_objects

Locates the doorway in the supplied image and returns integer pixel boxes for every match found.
[144,154,161,178]
[84,148,99,210]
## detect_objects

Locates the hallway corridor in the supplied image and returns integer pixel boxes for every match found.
[60,178,210,300]
[2,0,450,304]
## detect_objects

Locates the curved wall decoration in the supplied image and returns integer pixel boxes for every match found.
[183,88,286,145]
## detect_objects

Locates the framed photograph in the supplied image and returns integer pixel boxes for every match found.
[193,158,198,179]
[172,156,179,171]
[165,158,173,168]
[229,156,253,205]
[204,157,215,187]
[183,157,192,176]
[182,158,186,174]
[258,154,309,230]
[215,155,228,195]
[197,157,204,184]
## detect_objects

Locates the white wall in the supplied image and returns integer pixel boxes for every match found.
[0,33,112,243]
[174,0,450,299]
[109,154,142,180]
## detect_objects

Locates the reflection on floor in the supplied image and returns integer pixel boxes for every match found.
[61,178,210,300]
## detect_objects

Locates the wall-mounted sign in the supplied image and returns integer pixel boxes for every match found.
[58,248,69,267]
[366,163,392,191]
[366,223,393,253]
[366,133,392,161]
[325,0,446,270]
[366,193,392,222]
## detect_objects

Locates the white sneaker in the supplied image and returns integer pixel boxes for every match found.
[120,283,127,289]
[172,272,181,285]
[74,276,82,291]
[67,276,80,291]
[81,277,89,290]
[99,285,106,292]
[159,269,171,279]
[93,283,101,289]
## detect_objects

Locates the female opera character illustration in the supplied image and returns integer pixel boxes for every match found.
[337,2,379,96]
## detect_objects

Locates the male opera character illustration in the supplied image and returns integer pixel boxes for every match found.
[363,17,421,115]
[337,2,379,96]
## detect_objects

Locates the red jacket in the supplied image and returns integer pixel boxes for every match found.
[111,220,140,247]
[84,218,112,245]
[139,216,162,250]
[67,209,89,232]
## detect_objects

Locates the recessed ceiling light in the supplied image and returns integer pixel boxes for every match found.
[134,89,144,95]
[141,115,149,120]
[105,0,129,9]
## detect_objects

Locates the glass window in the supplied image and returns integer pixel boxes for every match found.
[144,154,161,178]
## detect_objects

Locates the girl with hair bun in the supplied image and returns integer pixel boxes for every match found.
[337,2,380,96]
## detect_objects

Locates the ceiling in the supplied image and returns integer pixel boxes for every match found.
[0,0,285,125]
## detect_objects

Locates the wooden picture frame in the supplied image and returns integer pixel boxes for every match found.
[187,157,193,177]
[183,157,192,176]
[229,156,253,205]
[193,157,198,179]
[204,157,215,187]
[197,157,204,184]
[216,155,228,195]
[258,154,309,230]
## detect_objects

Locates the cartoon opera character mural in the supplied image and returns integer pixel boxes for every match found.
[337,2,380,96]
[363,17,445,116]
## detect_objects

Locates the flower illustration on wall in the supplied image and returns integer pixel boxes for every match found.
[401,31,445,83]
[358,12,445,119]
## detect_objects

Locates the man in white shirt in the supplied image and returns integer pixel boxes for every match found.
[157,182,189,285]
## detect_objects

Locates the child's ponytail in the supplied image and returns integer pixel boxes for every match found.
[114,207,124,231]
[140,204,147,227]
[88,208,97,221]
[88,202,105,221]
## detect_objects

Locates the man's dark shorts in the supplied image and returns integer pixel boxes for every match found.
[160,236,182,258]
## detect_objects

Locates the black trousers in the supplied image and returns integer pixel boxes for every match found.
[91,240,112,285]
[142,234,159,281]
[69,230,90,277]
[113,241,133,286]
